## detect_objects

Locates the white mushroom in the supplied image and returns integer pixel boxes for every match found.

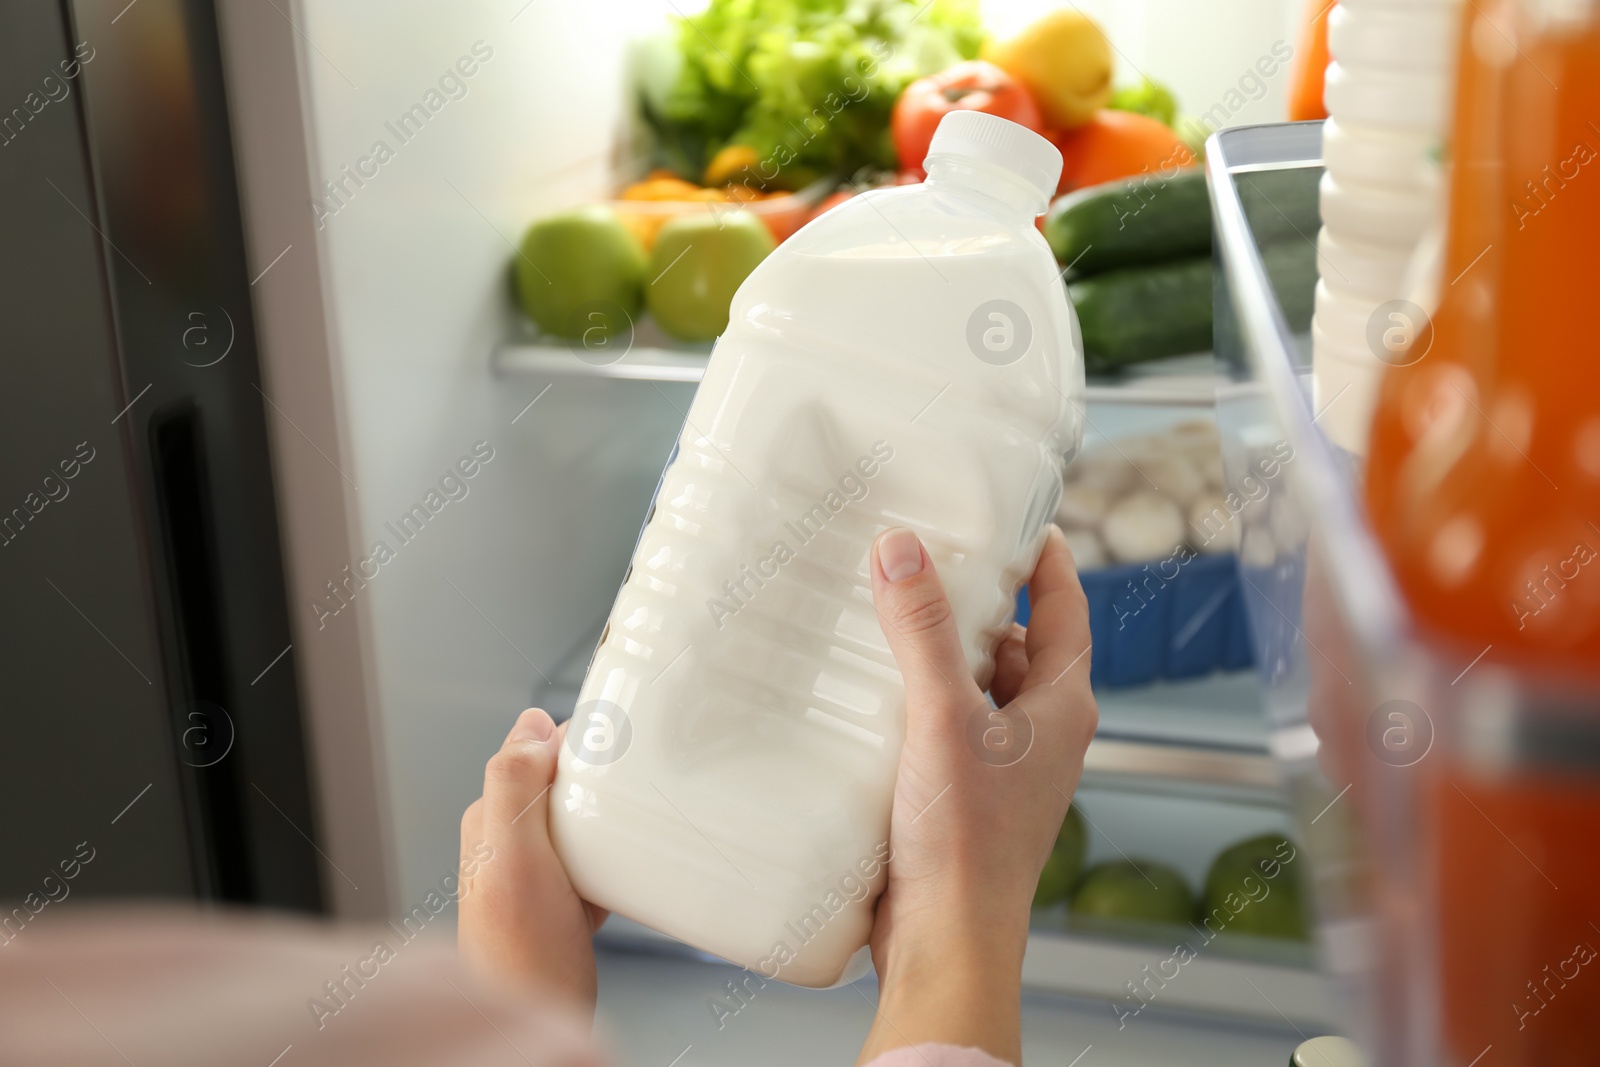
[1190,448,1226,489]
[1127,451,1206,508]
[1115,436,1171,473]
[1055,484,1113,530]
[1061,527,1107,570]
[1163,422,1225,486]
[1187,493,1240,555]
[1070,452,1136,495]
[1102,491,1186,564]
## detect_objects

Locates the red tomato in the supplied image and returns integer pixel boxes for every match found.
[760,201,812,244]
[807,189,856,223]
[891,61,1044,173]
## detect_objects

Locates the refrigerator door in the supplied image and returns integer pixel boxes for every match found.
[0,0,321,912]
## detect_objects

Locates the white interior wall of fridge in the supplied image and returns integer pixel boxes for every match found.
[289,0,687,907]
[283,0,1303,910]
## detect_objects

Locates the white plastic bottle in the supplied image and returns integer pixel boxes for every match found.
[550,111,1084,989]
[1312,0,1464,453]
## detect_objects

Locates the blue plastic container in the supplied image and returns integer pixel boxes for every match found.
[1015,552,1254,688]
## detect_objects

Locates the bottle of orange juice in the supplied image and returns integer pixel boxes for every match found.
[1366,0,1600,673]
[1366,5,1600,1064]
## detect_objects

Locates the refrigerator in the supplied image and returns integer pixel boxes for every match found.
[1,0,1331,1042]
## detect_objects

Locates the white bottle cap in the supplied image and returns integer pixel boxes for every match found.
[926,110,1063,206]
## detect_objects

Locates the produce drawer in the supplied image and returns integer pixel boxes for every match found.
[1017,552,1253,688]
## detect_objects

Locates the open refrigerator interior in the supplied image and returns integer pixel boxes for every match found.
[216,0,1332,1033]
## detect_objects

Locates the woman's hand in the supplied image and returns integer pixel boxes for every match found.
[858,525,1098,1066]
[458,709,608,1015]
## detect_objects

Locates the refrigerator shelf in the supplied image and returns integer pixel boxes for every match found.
[596,914,1332,1027]
[1083,669,1283,802]
[1020,926,1330,1024]
[496,341,710,383]
[495,315,707,381]
[494,332,1225,405]
[1085,736,1278,797]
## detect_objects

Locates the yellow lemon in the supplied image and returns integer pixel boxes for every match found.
[985,11,1114,130]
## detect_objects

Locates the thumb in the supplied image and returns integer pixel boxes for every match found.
[870,527,982,714]
[483,707,560,835]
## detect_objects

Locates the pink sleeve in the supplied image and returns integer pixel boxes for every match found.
[862,1045,1015,1067]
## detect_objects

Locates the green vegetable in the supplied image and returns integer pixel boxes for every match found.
[1047,167,1322,283]
[1108,76,1178,127]
[646,0,984,190]
[1202,834,1310,941]
[1070,859,1194,926]
[1070,255,1212,370]
[1046,168,1212,277]
[1069,240,1318,371]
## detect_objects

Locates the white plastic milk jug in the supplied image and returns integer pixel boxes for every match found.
[550,111,1084,988]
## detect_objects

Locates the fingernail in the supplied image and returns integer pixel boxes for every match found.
[507,708,554,743]
[878,527,924,583]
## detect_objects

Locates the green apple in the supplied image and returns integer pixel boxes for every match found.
[515,206,646,341]
[646,209,774,343]
[1202,834,1309,940]
[1033,805,1088,908]
[1070,859,1194,925]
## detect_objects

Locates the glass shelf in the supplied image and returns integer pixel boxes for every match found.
[497,341,710,383]
[1086,670,1282,802]
[596,911,1333,1027]
[494,324,1224,405]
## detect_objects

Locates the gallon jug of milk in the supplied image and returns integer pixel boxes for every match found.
[550,111,1084,988]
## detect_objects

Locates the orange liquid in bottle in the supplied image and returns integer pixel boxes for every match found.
[1365,6,1600,1063]
[1368,0,1600,671]
[1433,768,1600,1065]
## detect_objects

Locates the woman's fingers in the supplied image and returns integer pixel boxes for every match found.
[989,623,1030,707]
[1018,527,1094,695]
[870,527,985,719]
[482,707,560,838]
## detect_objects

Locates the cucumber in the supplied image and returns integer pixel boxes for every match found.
[1070,256,1212,371]
[1069,238,1319,371]
[1045,166,1324,280]
[1046,168,1212,277]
